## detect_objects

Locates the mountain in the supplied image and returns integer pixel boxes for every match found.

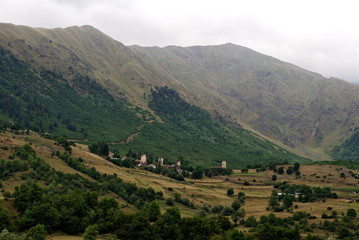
[130,44,359,157]
[0,23,304,167]
[0,23,358,162]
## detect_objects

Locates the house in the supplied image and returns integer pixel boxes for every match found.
[148,163,157,169]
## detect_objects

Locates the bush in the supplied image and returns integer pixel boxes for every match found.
[0,229,26,240]
[212,205,224,214]
[347,208,357,218]
[27,224,47,240]
[243,181,250,186]
[237,192,245,199]
[227,188,234,196]
[222,207,234,216]
[165,198,174,206]
[244,216,257,227]
[83,225,99,240]
[231,200,242,211]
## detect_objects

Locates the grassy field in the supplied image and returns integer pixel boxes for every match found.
[0,131,358,238]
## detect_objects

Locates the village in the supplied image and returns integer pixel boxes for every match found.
[133,154,228,178]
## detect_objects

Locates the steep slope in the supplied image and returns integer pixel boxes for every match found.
[118,86,303,167]
[1,23,358,161]
[130,44,359,154]
[0,24,306,166]
[0,46,142,141]
[0,23,185,109]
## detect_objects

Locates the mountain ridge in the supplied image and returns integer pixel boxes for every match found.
[1,23,358,161]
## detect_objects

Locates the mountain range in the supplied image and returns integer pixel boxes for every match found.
[0,23,358,164]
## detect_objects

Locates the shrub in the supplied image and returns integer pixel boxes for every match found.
[347,208,357,218]
[165,198,174,206]
[227,188,234,196]
[222,207,234,216]
[212,205,224,214]
[27,224,47,240]
[83,224,99,240]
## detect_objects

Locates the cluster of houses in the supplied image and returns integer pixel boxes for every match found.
[136,154,227,172]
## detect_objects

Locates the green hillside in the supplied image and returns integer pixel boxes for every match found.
[0,46,306,167]
[0,46,142,142]
[117,86,305,167]
[332,128,359,161]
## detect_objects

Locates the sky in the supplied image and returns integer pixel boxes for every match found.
[1,0,359,82]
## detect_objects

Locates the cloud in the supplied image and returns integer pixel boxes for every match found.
[0,0,358,82]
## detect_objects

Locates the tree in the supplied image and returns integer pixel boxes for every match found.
[338,227,352,239]
[0,229,26,240]
[237,192,245,199]
[277,167,284,175]
[269,191,279,208]
[286,167,293,175]
[27,224,47,240]
[293,162,300,171]
[227,188,234,196]
[272,175,277,181]
[231,200,242,211]
[13,182,44,213]
[83,225,99,240]
[191,169,203,179]
[283,195,293,209]
[244,216,257,227]
[89,141,109,156]
[165,198,174,206]
[0,206,10,231]
[155,208,181,240]
[346,208,357,218]
[231,209,246,223]
[144,201,161,222]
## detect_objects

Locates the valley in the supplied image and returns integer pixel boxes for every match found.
[0,130,358,239]
[0,23,358,240]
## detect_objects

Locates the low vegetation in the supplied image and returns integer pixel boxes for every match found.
[0,131,358,239]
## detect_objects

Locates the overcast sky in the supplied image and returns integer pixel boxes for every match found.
[1,0,358,82]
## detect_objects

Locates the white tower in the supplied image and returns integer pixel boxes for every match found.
[222,160,227,169]
[140,154,147,165]
[158,157,164,166]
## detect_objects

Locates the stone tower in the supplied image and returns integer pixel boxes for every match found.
[140,154,147,165]
[158,157,164,166]
[222,160,227,169]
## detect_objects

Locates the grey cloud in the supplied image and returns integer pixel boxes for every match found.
[0,0,358,82]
